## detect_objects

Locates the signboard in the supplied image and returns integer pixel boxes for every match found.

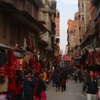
[63,56,72,61]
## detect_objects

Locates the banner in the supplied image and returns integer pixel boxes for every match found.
[63,56,72,61]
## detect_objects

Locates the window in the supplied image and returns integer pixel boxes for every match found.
[81,2,84,8]
[82,15,84,21]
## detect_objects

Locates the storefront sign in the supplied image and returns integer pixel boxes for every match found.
[63,56,72,61]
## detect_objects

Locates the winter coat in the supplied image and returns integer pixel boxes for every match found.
[23,76,36,95]
[36,79,46,97]
[53,72,61,83]
[83,77,98,94]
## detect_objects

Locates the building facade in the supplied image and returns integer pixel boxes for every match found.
[78,0,91,44]
[67,17,80,57]
[80,0,100,66]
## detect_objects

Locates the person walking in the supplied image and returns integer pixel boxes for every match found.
[82,70,98,100]
[60,69,68,92]
[53,69,61,91]
[78,69,82,83]
[35,73,47,100]
[74,70,78,83]
[97,72,100,100]
[23,71,36,100]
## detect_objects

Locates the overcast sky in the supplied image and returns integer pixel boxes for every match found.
[57,0,78,54]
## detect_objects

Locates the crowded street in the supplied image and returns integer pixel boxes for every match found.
[46,80,86,100]
[0,0,100,100]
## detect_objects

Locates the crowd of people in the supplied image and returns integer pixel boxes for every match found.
[1,62,100,100]
[69,65,100,100]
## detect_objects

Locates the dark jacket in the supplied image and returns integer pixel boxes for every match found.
[23,76,36,95]
[36,79,46,97]
[83,77,98,94]
[61,71,67,80]
[54,72,61,83]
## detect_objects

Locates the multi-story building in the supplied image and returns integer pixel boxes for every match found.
[0,0,58,92]
[78,0,91,44]
[0,0,57,59]
[38,0,54,60]
[0,0,48,54]
[55,10,60,38]
[67,16,80,57]
[54,10,60,58]
[81,0,100,65]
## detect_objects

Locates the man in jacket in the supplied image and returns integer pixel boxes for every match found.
[23,71,36,100]
[82,70,98,100]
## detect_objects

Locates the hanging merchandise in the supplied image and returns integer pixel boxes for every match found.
[8,50,15,66]
[95,51,100,65]
[0,49,9,68]
[0,48,8,86]
[7,50,16,93]
[0,66,7,85]
[8,65,16,93]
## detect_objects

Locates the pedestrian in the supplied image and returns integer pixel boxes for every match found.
[53,70,61,91]
[15,70,23,100]
[60,69,67,92]
[35,73,47,100]
[23,71,36,100]
[74,70,78,83]
[42,69,47,83]
[82,70,98,100]
[78,69,82,83]
[97,72,100,100]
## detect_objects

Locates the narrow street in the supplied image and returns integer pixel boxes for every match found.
[46,80,86,100]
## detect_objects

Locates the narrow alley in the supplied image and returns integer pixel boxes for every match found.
[46,80,86,100]
[0,0,100,100]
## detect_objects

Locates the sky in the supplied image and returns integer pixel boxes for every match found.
[57,0,78,54]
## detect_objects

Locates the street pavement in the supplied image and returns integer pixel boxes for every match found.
[46,80,87,100]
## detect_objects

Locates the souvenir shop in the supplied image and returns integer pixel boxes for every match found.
[85,47,100,70]
[0,46,25,98]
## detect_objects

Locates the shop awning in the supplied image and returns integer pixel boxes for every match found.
[14,51,23,58]
[0,43,13,50]
[24,51,33,56]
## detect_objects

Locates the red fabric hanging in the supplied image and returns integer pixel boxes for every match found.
[27,36,31,48]
[8,66,15,79]
[8,51,15,66]
[8,65,16,93]
[8,79,16,93]
[37,63,41,73]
